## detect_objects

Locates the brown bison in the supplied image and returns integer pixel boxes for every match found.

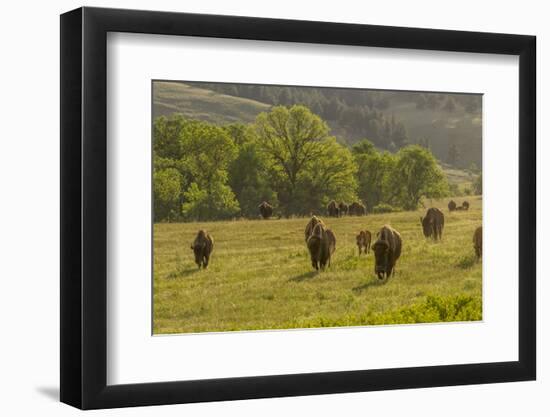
[258,201,273,219]
[348,201,366,216]
[473,226,482,260]
[462,201,470,211]
[338,202,349,217]
[327,200,339,217]
[372,225,402,280]
[448,200,457,212]
[356,230,372,255]
[304,215,325,242]
[190,230,214,269]
[307,222,336,270]
[420,207,445,240]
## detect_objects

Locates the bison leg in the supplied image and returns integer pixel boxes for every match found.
[377,271,385,280]
[358,245,362,255]
[203,254,209,268]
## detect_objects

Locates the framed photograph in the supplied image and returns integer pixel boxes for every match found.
[60,6,536,409]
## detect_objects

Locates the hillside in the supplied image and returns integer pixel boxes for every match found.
[153,81,481,182]
[153,81,270,124]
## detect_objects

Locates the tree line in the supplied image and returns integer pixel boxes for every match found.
[154,105,469,222]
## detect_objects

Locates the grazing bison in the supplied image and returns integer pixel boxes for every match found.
[448,200,457,212]
[462,201,470,211]
[307,222,336,270]
[420,207,445,240]
[190,230,214,269]
[356,230,372,255]
[304,215,325,242]
[258,201,273,219]
[473,226,482,260]
[327,200,339,217]
[338,202,349,217]
[372,225,402,280]
[348,201,366,216]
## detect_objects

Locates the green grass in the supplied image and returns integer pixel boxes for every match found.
[153,196,482,334]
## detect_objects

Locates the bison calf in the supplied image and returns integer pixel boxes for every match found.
[356,230,372,255]
[190,230,214,269]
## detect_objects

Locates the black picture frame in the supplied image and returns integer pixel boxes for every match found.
[60,6,536,410]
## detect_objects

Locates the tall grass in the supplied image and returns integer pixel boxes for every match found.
[153,196,482,334]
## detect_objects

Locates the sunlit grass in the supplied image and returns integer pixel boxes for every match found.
[153,196,482,334]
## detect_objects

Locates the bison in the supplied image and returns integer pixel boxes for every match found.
[420,207,445,241]
[307,222,336,270]
[258,201,273,219]
[338,202,349,217]
[356,230,372,255]
[462,201,470,211]
[304,215,325,242]
[448,200,457,212]
[473,226,482,260]
[327,200,339,217]
[348,201,366,216]
[190,230,214,269]
[372,225,402,280]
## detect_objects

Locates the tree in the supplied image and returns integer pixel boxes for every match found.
[443,96,457,112]
[153,168,182,221]
[447,143,460,166]
[473,172,482,195]
[255,105,330,215]
[388,145,449,210]
[153,115,240,221]
[227,135,277,217]
[296,138,358,214]
[181,182,240,221]
[391,122,408,148]
[355,146,396,210]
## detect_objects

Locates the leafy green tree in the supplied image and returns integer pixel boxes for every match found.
[227,134,277,217]
[153,115,240,221]
[255,105,330,215]
[181,182,240,221]
[153,168,182,221]
[296,138,358,214]
[353,140,396,210]
[388,145,449,210]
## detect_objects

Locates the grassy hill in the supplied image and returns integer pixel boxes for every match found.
[153,196,482,334]
[153,81,270,123]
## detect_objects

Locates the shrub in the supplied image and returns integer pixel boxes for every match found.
[372,203,400,214]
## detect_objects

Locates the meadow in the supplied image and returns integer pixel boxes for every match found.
[153,196,482,334]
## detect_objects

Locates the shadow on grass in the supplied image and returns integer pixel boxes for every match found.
[352,278,386,294]
[288,270,318,282]
[165,267,201,279]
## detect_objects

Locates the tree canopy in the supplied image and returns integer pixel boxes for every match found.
[153,107,459,222]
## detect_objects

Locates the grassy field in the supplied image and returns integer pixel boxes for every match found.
[153,196,482,334]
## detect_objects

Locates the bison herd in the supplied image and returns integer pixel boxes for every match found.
[190,201,482,282]
[327,200,366,217]
[448,200,470,212]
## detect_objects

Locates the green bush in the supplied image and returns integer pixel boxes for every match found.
[372,203,400,214]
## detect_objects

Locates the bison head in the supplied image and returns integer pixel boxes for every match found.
[372,240,390,279]
[420,216,433,238]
